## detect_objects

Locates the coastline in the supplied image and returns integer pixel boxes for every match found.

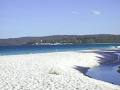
[0,52,120,90]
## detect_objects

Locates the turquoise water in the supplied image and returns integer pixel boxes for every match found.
[0,43,119,55]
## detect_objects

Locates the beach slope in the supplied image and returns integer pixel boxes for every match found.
[0,52,119,90]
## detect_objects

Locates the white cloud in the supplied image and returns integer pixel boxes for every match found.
[92,10,101,15]
[72,11,80,15]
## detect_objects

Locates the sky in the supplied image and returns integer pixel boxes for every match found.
[0,0,120,38]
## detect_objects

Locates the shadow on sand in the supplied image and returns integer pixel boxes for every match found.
[73,50,120,74]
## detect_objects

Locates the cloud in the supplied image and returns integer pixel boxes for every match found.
[72,11,80,15]
[92,10,101,15]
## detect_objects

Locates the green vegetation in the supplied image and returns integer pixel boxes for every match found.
[0,34,120,46]
[48,67,61,75]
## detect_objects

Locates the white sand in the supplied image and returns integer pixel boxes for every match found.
[0,52,119,90]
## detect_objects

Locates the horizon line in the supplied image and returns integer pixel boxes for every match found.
[0,34,120,39]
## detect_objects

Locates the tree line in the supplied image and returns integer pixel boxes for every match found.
[0,34,120,46]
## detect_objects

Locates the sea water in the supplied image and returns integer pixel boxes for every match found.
[0,43,120,85]
[0,43,120,55]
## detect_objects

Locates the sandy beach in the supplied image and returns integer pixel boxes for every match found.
[0,52,120,90]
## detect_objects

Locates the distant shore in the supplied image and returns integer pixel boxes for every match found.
[0,34,120,46]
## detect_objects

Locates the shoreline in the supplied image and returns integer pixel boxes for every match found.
[0,51,120,90]
[0,48,120,56]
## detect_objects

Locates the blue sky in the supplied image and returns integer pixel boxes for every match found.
[0,0,120,38]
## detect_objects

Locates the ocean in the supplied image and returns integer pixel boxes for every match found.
[0,43,120,55]
[0,43,120,85]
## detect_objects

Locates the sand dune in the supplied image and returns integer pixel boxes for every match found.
[0,52,119,90]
